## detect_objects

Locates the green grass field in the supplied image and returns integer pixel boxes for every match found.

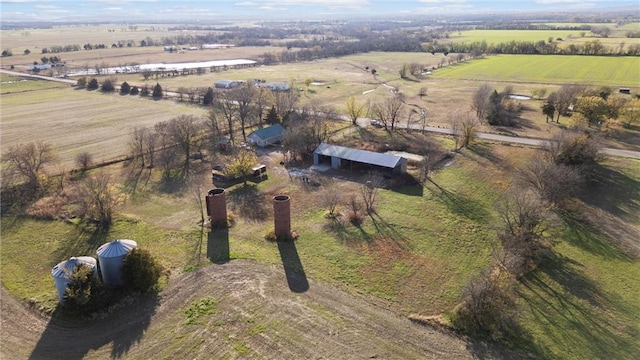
[432,55,640,86]
[449,29,640,47]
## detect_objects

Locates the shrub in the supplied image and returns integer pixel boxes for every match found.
[129,86,139,95]
[120,81,131,95]
[122,248,163,293]
[451,270,518,341]
[76,76,87,88]
[64,264,105,312]
[87,78,99,90]
[101,78,115,92]
[140,85,150,97]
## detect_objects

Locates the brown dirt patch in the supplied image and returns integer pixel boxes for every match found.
[1,260,506,359]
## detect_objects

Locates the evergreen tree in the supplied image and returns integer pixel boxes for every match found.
[87,78,99,90]
[120,81,131,95]
[152,82,163,99]
[203,87,214,105]
[264,105,280,124]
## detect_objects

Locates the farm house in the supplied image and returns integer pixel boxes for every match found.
[247,124,286,147]
[313,143,407,175]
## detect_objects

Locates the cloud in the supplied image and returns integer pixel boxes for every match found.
[419,0,468,3]
[535,0,584,3]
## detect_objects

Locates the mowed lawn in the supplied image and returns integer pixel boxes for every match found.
[432,55,640,86]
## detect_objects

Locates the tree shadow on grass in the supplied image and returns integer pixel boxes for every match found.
[559,209,634,262]
[207,228,230,264]
[579,163,640,220]
[322,216,372,244]
[122,164,152,195]
[277,240,309,293]
[227,183,269,222]
[468,142,509,170]
[52,225,109,267]
[30,292,158,360]
[518,262,638,360]
[367,211,411,249]
[425,179,492,225]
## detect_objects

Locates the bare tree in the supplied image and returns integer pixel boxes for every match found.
[229,83,257,141]
[187,173,206,225]
[345,96,368,126]
[168,115,204,175]
[320,179,341,217]
[517,156,584,206]
[75,152,93,173]
[454,269,517,340]
[3,141,57,191]
[128,127,148,168]
[543,131,602,166]
[550,84,585,122]
[453,111,479,150]
[347,194,363,225]
[359,172,384,214]
[77,173,127,229]
[471,83,492,121]
[212,93,238,144]
[371,96,404,131]
[273,88,299,122]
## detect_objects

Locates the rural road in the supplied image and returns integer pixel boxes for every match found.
[3,69,639,160]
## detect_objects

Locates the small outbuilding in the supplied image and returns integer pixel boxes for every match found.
[313,143,407,175]
[247,124,285,147]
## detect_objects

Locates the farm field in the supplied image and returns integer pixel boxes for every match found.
[0,85,208,168]
[449,29,640,47]
[432,54,640,87]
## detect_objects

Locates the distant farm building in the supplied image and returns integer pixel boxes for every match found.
[313,143,407,175]
[215,80,243,89]
[247,124,286,147]
[619,88,631,94]
[256,82,291,92]
[202,44,235,50]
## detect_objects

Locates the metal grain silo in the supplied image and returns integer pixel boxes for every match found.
[96,239,137,287]
[51,256,97,303]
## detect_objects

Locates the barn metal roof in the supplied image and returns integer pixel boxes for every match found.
[249,124,285,141]
[97,239,137,258]
[51,256,97,278]
[314,143,405,169]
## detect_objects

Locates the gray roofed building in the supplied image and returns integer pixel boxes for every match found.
[313,143,407,174]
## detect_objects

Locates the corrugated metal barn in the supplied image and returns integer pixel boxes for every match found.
[313,143,407,174]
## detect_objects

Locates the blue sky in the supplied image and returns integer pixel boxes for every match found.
[1,0,638,22]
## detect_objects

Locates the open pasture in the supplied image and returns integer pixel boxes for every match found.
[432,54,640,86]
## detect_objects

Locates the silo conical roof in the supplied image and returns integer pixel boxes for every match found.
[51,256,97,278]
[97,239,138,258]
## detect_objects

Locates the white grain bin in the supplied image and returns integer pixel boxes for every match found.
[97,239,137,287]
[51,256,97,303]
